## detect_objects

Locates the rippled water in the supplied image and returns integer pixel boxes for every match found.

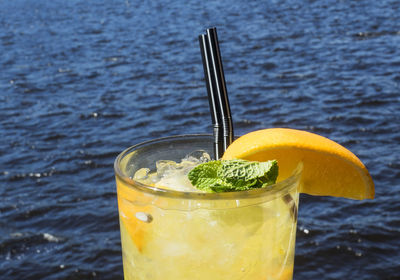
[1,0,400,279]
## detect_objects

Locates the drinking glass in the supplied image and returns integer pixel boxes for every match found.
[114,135,302,280]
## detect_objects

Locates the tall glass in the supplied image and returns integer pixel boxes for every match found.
[114,135,302,280]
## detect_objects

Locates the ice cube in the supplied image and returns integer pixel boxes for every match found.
[155,171,197,192]
[183,150,211,163]
[156,160,179,177]
[133,168,150,180]
[132,168,156,186]
[154,155,206,192]
[135,151,211,192]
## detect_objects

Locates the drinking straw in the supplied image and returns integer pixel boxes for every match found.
[199,33,224,159]
[198,27,234,159]
[206,27,234,151]
[199,28,295,208]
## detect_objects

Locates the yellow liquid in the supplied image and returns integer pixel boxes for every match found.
[116,177,298,280]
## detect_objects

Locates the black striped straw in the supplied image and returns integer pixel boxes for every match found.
[198,27,234,159]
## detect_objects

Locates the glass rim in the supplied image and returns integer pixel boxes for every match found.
[114,134,303,200]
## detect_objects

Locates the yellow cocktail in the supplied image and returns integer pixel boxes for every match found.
[114,135,302,280]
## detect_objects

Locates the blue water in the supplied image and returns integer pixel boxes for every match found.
[1,0,400,279]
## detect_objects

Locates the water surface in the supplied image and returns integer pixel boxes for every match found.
[1,0,399,279]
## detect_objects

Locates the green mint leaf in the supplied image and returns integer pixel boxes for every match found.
[187,160,225,192]
[220,159,278,181]
[188,159,278,193]
[225,177,258,190]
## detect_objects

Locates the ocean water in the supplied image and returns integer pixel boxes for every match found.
[1,0,399,279]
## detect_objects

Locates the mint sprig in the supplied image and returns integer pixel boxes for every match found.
[188,159,278,193]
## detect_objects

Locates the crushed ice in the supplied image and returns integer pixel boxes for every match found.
[133,150,211,192]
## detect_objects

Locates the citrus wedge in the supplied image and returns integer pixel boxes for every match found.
[222,128,374,200]
[117,179,153,252]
